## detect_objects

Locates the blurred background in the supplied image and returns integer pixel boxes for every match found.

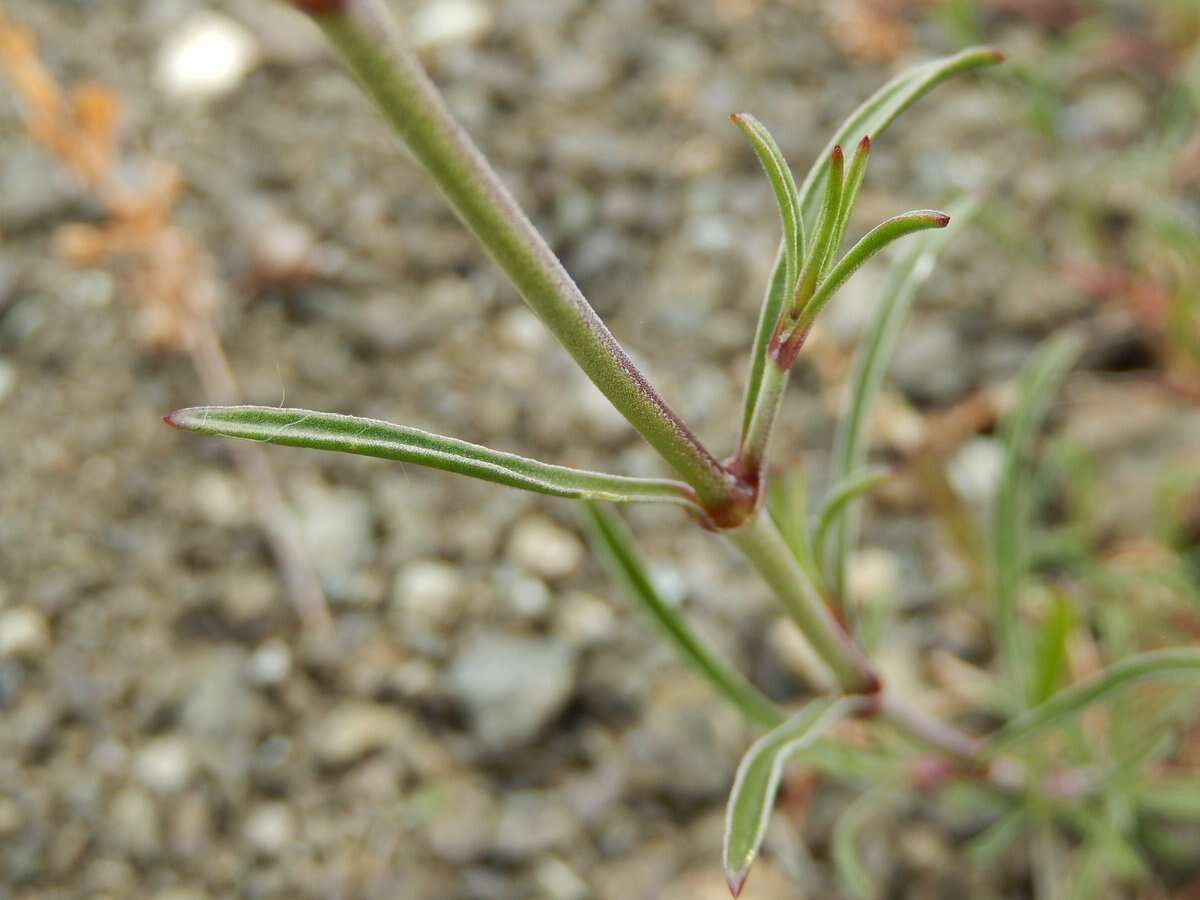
[1,0,1198,897]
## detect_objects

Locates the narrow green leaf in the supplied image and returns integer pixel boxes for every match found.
[812,468,889,586]
[1028,592,1074,707]
[167,406,703,511]
[824,135,872,280]
[768,465,822,583]
[826,199,975,602]
[793,144,846,313]
[988,649,1200,752]
[991,333,1083,699]
[832,788,895,899]
[723,696,872,896]
[1139,776,1200,820]
[739,47,1001,468]
[731,113,804,295]
[796,46,1004,224]
[579,502,785,729]
[795,210,951,332]
[965,808,1027,866]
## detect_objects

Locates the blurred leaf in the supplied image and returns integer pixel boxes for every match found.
[723,696,871,896]
[795,741,903,784]
[768,465,820,582]
[988,649,1200,752]
[965,808,1027,867]
[1138,776,1200,821]
[826,199,976,602]
[166,406,703,511]
[1029,592,1074,707]
[813,467,889,590]
[731,113,804,297]
[580,502,785,729]
[833,788,895,899]
[990,334,1083,700]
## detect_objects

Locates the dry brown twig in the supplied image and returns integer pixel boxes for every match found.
[0,19,332,631]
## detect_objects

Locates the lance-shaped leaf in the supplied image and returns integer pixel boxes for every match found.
[826,198,975,603]
[580,501,785,728]
[794,144,846,310]
[812,467,890,588]
[987,649,1200,753]
[792,210,951,334]
[823,135,872,280]
[166,406,703,511]
[990,333,1082,698]
[731,113,804,296]
[723,695,872,897]
[739,48,1001,452]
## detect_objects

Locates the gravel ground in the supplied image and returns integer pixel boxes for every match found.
[2,1,1198,898]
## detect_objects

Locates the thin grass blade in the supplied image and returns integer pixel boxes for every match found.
[166,406,703,510]
[987,649,1200,752]
[824,135,872,279]
[731,113,804,295]
[1139,776,1200,821]
[723,696,872,897]
[1028,591,1074,707]
[812,467,889,584]
[832,787,895,899]
[580,501,784,728]
[826,199,975,600]
[991,333,1082,699]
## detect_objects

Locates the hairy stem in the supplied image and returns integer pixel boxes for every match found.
[298,0,744,514]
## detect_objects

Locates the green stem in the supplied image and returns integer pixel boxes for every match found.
[734,361,789,483]
[729,509,878,694]
[302,0,742,512]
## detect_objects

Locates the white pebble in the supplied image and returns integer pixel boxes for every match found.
[156,13,259,100]
[134,735,194,794]
[507,516,584,580]
[0,607,50,658]
[411,0,493,48]
[243,803,294,856]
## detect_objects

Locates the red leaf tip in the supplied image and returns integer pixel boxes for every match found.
[726,870,748,898]
[289,0,346,15]
[858,134,871,153]
[162,412,181,428]
[831,144,844,162]
[989,48,1007,63]
[932,213,951,227]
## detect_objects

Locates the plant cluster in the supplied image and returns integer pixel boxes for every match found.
[165,1,1200,894]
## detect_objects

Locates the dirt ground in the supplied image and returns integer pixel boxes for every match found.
[2,1,1198,898]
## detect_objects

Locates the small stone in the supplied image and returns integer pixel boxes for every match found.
[948,437,1004,509]
[556,592,616,646]
[493,566,551,620]
[294,480,376,599]
[494,790,579,861]
[247,639,291,687]
[506,515,584,580]
[448,632,577,751]
[0,358,15,405]
[534,857,590,900]
[134,736,194,794]
[243,802,294,856]
[391,559,466,640]
[424,775,497,863]
[891,321,972,405]
[411,0,493,47]
[0,607,50,658]
[315,702,408,766]
[219,571,277,625]
[846,548,899,606]
[108,786,161,856]
[156,12,260,100]
[191,470,249,527]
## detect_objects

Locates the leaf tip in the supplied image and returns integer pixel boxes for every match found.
[288,0,347,14]
[857,134,871,154]
[989,47,1007,63]
[726,868,749,898]
[163,410,184,429]
[931,212,951,228]
[831,144,844,163]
